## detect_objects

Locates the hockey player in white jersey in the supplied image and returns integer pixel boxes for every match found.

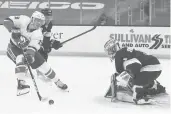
[4,11,68,96]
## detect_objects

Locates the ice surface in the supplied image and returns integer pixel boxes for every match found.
[0,55,170,114]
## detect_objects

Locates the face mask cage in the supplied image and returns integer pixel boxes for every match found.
[31,17,45,29]
[104,39,120,61]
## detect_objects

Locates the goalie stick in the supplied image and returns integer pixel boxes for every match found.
[111,73,117,102]
[61,26,97,45]
[19,44,48,102]
[104,73,118,101]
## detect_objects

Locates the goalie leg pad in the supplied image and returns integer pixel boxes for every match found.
[105,72,133,99]
[116,71,133,89]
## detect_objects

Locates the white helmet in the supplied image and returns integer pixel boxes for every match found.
[104,38,120,61]
[30,11,45,29]
[31,11,45,21]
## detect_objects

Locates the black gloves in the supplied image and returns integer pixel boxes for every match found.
[51,39,63,50]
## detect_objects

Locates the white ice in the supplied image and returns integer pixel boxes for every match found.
[0,55,170,114]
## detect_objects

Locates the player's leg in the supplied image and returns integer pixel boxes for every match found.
[38,48,48,61]
[30,51,68,90]
[132,57,165,103]
[7,43,30,96]
[135,71,166,95]
[138,56,165,95]
[37,49,50,82]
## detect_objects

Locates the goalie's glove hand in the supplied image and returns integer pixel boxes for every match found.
[51,39,62,50]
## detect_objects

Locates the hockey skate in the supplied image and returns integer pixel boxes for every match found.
[146,80,166,96]
[17,79,30,96]
[55,79,68,90]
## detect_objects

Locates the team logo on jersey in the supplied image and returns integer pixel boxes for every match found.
[149,34,163,49]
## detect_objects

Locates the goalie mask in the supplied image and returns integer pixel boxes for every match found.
[104,38,120,61]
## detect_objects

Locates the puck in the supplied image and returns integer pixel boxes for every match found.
[49,99,54,105]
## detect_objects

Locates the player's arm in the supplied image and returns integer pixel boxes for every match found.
[23,29,43,64]
[3,16,22,31]
[3,17,15,32]
[43,22,52,37]
[123,48,142,77]
[114,49,126,74]
[41,22,52,53]
[3,16,23,44]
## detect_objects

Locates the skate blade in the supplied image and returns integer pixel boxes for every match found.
[60,88,69,92]
[17,91,29,96]
[17,88,30,96]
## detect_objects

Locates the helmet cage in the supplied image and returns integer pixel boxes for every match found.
[31,17,45,29]
[104,39,120,60]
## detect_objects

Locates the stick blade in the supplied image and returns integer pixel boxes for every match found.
[41,97,49,102]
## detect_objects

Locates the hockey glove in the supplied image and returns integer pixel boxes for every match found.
[51,39,62,50]
[24,47,36,64]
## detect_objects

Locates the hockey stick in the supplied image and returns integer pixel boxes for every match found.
[61,26,97,45]
[19,45,47,102]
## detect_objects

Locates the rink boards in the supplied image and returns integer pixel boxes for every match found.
[0,25,170,58]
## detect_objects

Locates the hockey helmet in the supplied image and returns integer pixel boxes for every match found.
[104,38,120,60]
[41,8,52,16]
[41,8,53,23]
[30,11,45,29]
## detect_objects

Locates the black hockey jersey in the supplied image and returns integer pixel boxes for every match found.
[42,21,52,33]
[41,21,53,52]
[114,48,159,73]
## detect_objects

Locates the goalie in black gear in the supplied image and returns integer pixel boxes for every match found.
[104,38,166,105]
[39,8,62,61]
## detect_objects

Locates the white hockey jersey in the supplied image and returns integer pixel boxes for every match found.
[8,15,43,50]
